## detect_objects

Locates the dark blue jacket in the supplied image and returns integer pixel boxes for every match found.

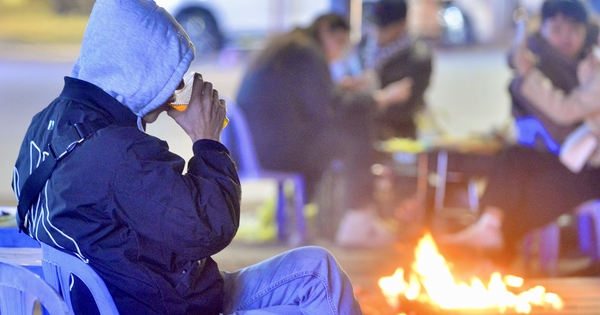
[12,77,241,315]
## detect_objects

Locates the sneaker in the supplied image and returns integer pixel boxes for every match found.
[438,207,504,251]
[335,209,396,248]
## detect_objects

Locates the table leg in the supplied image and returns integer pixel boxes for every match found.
[434,150,448,212]
[416,153,429,224]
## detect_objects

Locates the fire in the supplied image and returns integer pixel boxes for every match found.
[379,233,563,313]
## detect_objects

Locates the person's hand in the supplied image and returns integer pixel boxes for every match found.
[373,77,414,110]
[513,44,535,76]
[577,50,600,84]
[339,76,367,92]
[167,73,226,142]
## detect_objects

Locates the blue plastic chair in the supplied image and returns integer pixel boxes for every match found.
[41,244,120,315]
[515,116,560,154]
[523,222,560,276]
[523,200,600,277]
[577,201,600,260]
[0,225,43,278]
[0,260,71,315]
[222,101,307,245]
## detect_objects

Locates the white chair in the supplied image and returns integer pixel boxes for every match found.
[0,260,71,315]
[41,244,120,315]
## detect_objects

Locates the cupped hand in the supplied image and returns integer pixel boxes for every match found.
[374,77,414,110]
[167,73,227,142]
[513,44,535,76]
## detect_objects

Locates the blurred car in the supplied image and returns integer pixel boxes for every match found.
[439,0,495,45]
[154,0,332,54]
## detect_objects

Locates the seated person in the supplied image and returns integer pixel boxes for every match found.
[236,14,405,247]
[340,0,433,140]
[509,0,597,149]
[441,0,600,265]
[517,31,600,170]
[12,1,364,314]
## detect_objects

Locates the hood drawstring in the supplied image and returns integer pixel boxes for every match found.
[137,116,145,132]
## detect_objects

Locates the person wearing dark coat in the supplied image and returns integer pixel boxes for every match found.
[11,1,363,314]
[236,15,374,211]
[361,0,433,140]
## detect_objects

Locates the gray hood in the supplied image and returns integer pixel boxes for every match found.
[71,0,195,117]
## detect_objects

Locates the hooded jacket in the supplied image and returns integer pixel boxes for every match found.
[11,1,240,314]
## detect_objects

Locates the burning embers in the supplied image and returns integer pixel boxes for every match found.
[378,233,563,314]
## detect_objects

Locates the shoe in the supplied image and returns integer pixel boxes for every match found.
[438,208,504,251]
[335,209,396,248]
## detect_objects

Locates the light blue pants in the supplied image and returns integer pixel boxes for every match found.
[221,246,363,315]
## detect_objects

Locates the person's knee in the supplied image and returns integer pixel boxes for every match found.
[288,246,336,264]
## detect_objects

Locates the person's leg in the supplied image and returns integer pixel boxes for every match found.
[486,147,600,241]
[442,146,600,252]
[313,109,397,247]
[221,246,363,315]
[438,146,537,253]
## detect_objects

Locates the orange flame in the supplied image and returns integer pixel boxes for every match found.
[378,233,563,313]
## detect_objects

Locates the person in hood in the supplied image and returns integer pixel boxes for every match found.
[11,1,363,314]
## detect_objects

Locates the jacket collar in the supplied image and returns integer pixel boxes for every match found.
[60,77,138,128]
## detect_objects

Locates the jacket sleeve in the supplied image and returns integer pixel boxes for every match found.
[381,41,432,117]
[521,68,600,125]
[113,136,240,261]
[404,48,433,110]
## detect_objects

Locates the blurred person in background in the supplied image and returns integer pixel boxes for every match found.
[339,0,433,141]
[441,0,600,267]
[510,0,597,149]
[514,21,600,170]
[11,1,364,314]
[331,0,432,245]
[237,13,410,247]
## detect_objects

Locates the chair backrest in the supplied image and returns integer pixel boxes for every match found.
[515,116,560,154]
[576,200,600,259]
[41,244,120,315]
[221,100,261,178]
[0,260,71,315]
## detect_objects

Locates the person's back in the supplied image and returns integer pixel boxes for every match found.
[236,28,334,173]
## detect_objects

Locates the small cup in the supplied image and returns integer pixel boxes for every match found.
[169,72,229,128]
[169,72,196,111]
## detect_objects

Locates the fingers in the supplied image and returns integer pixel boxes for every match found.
[191,72,204,100]
[400,77,414,88]
[212,89,220,105]
[183,73,226,117]
[202,80,213,104]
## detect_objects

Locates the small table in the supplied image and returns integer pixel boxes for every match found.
[380,136,504,224]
